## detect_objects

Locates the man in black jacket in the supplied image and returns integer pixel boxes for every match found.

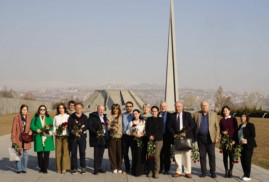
[159,101,172,174]
[88,105,108,175]
[167,102,195,178]
[67,103,88,175]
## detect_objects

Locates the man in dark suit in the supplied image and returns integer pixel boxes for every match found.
[167,101,195,178]
[88,105,109,175]
[159,101,172,174]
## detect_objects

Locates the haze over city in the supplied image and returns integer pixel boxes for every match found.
[0,0,268,93]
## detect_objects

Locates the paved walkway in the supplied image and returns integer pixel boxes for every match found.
[0,134,268,182]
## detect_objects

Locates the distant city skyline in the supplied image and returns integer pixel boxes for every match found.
[1,0,268,93]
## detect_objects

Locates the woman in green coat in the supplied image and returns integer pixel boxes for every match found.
[31,105,55,173]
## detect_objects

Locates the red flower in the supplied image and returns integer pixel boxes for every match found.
[185,126,190,130]
[101,122,105,125]
[49,124,53,128]
[115,116,119,120]
[18,151,22,156]
[132,124,137,127]
[220,150,223,153]
[62,122,68,127]
[235,160,238,163]
[148,155,155,159]
[74,122,78,126]
[194,161,196,163]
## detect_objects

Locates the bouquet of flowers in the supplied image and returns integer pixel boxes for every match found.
[232,144,242,165]
[97,122,108,142]
[56,122,68,136]
[12,143,21,156]
[191,144,200,163]
[110,117,119,138]
[176,126,190,138]
[219,132,233,153]
[132,124,142,148]
[147,140,156,159]
[40,124,53,136]
[73,120,85,138]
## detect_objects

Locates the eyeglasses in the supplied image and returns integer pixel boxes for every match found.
[40,109,46,111]
[126,105,133,108]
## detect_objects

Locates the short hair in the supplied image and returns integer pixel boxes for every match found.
[97,105,105,110]
[160,101,167,106]
[200,100,209,106]
[20,104,28,115]
[68,100,76,105]
[75,102,84,108]
[125,101,133,106]
[143,103,150,108]
[241,112,250,122]
[56,103,69,115]
[151,106,159,112]
[111,103,122,115]
[221,105,231,117]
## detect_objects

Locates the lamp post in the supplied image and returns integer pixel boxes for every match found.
[262,113,268,119]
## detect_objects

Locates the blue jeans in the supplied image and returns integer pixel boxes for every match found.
[16,149,29,172]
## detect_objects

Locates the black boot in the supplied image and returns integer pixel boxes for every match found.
[229,169,233,178]
[225,170,228,178]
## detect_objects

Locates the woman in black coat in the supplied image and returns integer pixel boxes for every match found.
[237,113,257,181]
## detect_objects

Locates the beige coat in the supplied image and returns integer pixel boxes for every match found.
[11,114,32,151]
[192,111,220,143]
[107,114,123,138]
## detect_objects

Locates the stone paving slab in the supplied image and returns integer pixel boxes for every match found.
[1,134,268,182]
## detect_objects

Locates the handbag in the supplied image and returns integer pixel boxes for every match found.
[173,138,193,151]
[21,132,32,143]
[8,147,20,161]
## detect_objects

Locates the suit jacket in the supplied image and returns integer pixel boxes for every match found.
[238,122,257,150]
[88,112,108,147]
[167,111,195,144]
[67,113,88,140]
[11,114,32,151]
[145,116,163,141]
[192,111,220,143]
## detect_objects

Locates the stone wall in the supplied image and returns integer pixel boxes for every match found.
[0,97,53,115]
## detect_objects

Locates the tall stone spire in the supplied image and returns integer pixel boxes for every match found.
[165,0,178,111]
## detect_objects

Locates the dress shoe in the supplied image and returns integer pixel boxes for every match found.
[228,169,233,178]
[98,168,105,173]
[211,173,216,178]
[16,171,21,174]
[200,173,206,177]
[22,171,26,174]
[163,171,169,175]
[93,170,99,175]
[43,169,48,174]
[185,174,192,178]
[173,173,181,177]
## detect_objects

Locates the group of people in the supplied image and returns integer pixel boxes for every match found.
[10,100,256,181]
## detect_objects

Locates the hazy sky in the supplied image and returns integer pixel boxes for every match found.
[0,0,268,93]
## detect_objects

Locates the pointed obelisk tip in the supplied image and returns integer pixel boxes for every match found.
[165,0,178,112]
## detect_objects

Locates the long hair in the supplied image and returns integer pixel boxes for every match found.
[111,103,121,116]
[241,112,250,122]
[56,103,69,115]
[19,104,28,115]
[35,105,50,117]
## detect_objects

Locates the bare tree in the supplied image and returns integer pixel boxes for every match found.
[22,91,36,100]
[243,91,265,109]
[215,86,234,111]
[0,89,16,98]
